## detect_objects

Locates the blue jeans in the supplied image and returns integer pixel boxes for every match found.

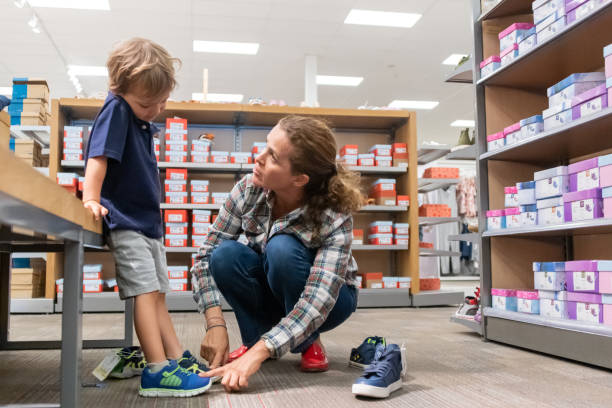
[210,234,357,353]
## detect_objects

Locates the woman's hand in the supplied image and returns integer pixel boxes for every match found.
[200,340,270,392]
[83,200,108,221]
[200,326,229,369]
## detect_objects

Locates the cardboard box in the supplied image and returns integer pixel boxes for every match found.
[358,153,375,166]
[211,151,229,163]
[165,151,188,163]
[397,277,411,289]
[191,152,209,163]
[394,223,409,235]
[397,195,410,206]
[252,142,267,154]
[392,143,407,154]
[360,272,384,289]
[340,144,359,156]
[165,223,188,235]
[369,221,393,234]
[423,167,459,179]
[394,236,409,246]
[166,132,187,141]
[193,210,212,224]
[368,144,392,156]
[165,210,187,223]
[352,229,364,245]
[366,279,384,289]
[419,204,451,218]
[392,152,409,167]
[165,180,187,192]
[339,155,358,166]
[165,234,188,247]
[212,192,230,204]
[192,222,212,236]
[64,126,83,139]
[63,141,83,150]
[168,266,189,279]
[383,277,399,289]
[191,180,209,193]
[166,168,188,181]
[371,179,396,193]
[165,192,188,204]
[230,152,253,163]
[368,234,393,245]
[191,139,211,152]
[11,111,46,126]
[57,172,78,187]
[169,279,188,292]
[165,117,188,132]
[0,112,9,148]
[420,278,441,291]
[191,192,210,204]
[83,280,104,293]
[192,235,207,248]
[12,78,50,100]
[372,191,397,206]
[165,140,188,152]
[375,157,392,167]
[63,152,83,161]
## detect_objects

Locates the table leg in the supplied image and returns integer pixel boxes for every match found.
[60,234,83,408]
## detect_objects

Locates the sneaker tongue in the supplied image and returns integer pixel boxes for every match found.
[182,350,193,359]
[373,343,386,361]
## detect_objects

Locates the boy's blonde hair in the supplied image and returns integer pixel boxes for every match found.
[107,38,181,98]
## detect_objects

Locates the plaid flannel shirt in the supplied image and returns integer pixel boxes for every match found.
[191,174,358,358]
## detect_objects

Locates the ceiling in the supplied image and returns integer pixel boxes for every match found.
[0,0,476,145]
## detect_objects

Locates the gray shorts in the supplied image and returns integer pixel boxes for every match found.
[107,230,170,300]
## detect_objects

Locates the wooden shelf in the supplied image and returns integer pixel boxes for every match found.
[419,217,461,226]
[478,4,612,90]
[480,107,612,164]
[417,144,452,165]
[419,249,462,257]
[478,0,533,21]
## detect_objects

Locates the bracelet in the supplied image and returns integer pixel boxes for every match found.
[206,323,226,332]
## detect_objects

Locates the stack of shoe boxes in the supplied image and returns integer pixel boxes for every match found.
[368,221,393,245]
[10,257,45,299]
[370,179,396,206]
[62,126,84,162]
[191,180,209,204]
[9,78,49,125]
[191,139,211,163]
[56,172,79,196]
[164,209,188,248]
[12,139,42,167]
[192,210,212,248]
[165,169,187,205]
[393,223,409,246]
[168,266,189,291]
[339,144,358,166]
[165,118,188,163]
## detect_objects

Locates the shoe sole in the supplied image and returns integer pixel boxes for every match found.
[139,382,211,398]
[348,360,367,369]
[300,362,329,372]
[352,379,402,398]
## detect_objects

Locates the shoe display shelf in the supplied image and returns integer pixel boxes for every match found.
[47,100,424,311]
[472,0,612,368]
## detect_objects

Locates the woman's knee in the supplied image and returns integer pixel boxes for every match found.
[210,240,249,288]
[265,234,313,292]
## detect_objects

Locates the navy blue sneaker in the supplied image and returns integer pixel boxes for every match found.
[178,350,221,383]
[349,336,386,369]
[110,346,146,379]
[352,344,403,398]
[139,359,211,397]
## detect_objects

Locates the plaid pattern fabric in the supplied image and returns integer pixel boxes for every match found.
[191,174,358,358]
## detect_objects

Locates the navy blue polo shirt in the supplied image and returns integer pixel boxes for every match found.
[85,92,162,238]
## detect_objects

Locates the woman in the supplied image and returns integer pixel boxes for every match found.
[191,115,362,392]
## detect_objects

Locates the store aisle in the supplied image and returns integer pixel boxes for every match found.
[1,308,611,407]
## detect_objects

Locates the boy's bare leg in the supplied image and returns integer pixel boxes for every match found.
[134,291,166,363]
[156,292,183,360]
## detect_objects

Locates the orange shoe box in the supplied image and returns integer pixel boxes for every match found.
[165,180,187,192]
[166,168,188,181]
[368,144,392,156]
[371,179,396,194]
[419,242,434,249]
[165,210,187,223]
[376,156,393,167]
[169,279,188,292]
[360,272,384,289]
[340,144,359,156]
[230,152,253,163]
[165,117,188,132]
[191,192,210,204]
[397,195,410,206]
[369,221,393,234]
[165,234,188,247]
[392,152,409,167]
[392,143,407,154]
[419,204,451,218]
[165,223,188,235]
[191,180,209,193]
[339,155,358,166]
[423,167,459,179]
[394,236,409,246]
[372,191,397,206]
[420,278,441,291]
[165,132,188,142]
[168,266,189,279]
[358,154,375,166]
[165,140,188,152]
[368,234,393,245]
[393,223,409,235]
[191,152,209,163]
[193,210,211,224]
[166,192,188,204]
[192,222,212,236]
[165,151,188,163]
[352,229,364,245]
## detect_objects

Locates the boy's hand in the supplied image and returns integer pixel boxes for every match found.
[84,200,109,220]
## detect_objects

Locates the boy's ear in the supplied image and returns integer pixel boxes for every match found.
[293,173,309,188]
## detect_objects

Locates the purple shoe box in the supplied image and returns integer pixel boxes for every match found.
[565,260,600,293]
[563,188,603,222]
[567,292,604,324]
[571,83,608,120]
[568,157,600,191]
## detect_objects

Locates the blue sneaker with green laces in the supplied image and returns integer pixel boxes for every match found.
[178,350,221,383]
[139,359,211,398]
[349,336,386,369]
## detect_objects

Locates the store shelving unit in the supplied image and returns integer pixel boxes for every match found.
[10,125,51,148]
[445,62,474,84]
[450,315,483,334]
[47,99,421,311]
[418,178,460,193]
[473,0,612,368]
[417,144,451,165]
[447,145,478,161]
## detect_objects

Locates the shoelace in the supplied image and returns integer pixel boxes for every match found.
[179,355,210,373]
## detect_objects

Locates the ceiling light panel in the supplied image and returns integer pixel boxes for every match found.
[344,9,422,28]
[27,0,110,10]
[193,41,259,55]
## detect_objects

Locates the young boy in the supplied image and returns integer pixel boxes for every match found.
[83,38,212,397]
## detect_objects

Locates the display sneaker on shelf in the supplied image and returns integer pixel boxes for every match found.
[348,336,387,369]
[352,343,405,399]
[110,346,147,379]
[455,287,480,320]
[139,359,211,398]
[178,350,221,383]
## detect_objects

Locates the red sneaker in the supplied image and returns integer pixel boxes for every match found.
[227,345,249,363]
[300,341,329,372]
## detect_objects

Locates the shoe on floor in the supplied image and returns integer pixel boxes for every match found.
[178,350,221,383]
[227,345,249,363]
[301,341,329,372]
[139,359,211,398]
[349,336,386,369]
[352,344,403,399]
[110,346,146,379]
